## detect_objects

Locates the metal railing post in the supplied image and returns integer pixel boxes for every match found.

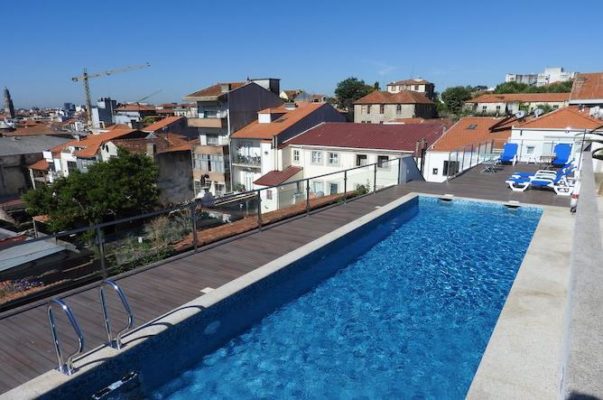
[343,170,348,204]
[96,227,107,278]
[306,179,310,215]
[256,190,262,231]
[373,163,378,193]
[190,201,198,252]
[397,157,402,184]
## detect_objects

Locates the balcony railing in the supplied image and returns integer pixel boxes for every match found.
[0,158,403,312]
[232,154,261,167]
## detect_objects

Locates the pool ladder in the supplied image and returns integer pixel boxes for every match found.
[47,279,134,375]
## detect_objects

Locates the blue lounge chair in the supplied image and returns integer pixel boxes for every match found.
[506,168,575,195]
[498,143,518,165]
[552,143,572,167]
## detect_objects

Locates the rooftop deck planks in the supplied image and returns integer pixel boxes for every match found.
[0,163,569,394]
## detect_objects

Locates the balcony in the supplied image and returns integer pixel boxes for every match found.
[232,154,261,168]
[188,117,227,129]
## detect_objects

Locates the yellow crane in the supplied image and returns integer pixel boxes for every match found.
[71,62,151,125]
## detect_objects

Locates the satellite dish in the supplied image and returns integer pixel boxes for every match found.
[515,110,526,119]
[534,108,543,118]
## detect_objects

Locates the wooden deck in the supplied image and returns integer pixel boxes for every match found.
[0,163,569,394]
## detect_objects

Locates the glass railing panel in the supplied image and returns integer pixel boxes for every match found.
[345,164,374,197]
[375,159,399,189]
[259,181,307,224]
[0,229,102,310]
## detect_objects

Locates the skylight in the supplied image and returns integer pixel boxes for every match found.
[467,124,477,130]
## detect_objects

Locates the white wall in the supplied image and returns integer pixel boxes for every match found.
[510,127,582,163]
[423,151,451,183]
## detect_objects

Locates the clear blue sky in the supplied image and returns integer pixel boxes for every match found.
[3,0,602,108]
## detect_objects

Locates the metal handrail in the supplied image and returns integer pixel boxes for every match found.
[99,280,134,350]
[47,298,85,375]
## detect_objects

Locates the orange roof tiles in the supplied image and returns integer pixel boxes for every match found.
[232,103,326,140]
[430,117,511,151]
[143,116,185,132]
[116,103,156,112]
[515,107,603,130]
[354,90,433,105]
[467,93,569,104]
[50,129,141,159]
[570,72,603,102]
[254,166,303,187]
[28,159,49,171]
[184,82,245,100]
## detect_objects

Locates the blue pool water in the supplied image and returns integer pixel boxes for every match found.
[151,197,541,399]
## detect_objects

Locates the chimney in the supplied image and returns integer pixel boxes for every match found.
[220,83,231,93]
[146,143,156,157]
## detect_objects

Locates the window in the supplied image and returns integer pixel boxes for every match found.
[379,104,385,114]
[266,189,273,200]
[329,183,338,195]
[361,105,367,114]
[311,151,323,164]
[293,149,300,163]
[312,181,324,195]
[481,105,487,113]
[377,155,389,168]
[526,146,535,155]
[442,160,460,176]
[414,85,419,90]
[328,152,339,166]
[496,105,501,111]
[356,154,367,166]
[367,105,372,114]
[206,134,219,145]
[396,104,402,114]
[67,161,78,173]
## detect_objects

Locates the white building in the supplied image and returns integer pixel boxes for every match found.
[249,122,445,212]
[465,93,569,115]
[424,117,512,182]
[229,102,345,192]
[505,67,575,87]
[508,106,602,163]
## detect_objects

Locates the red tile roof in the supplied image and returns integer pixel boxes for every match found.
[184,82,245,100]
[387,117,454,128]
[111,133,190,154]
[143,116,185,132]
[254,166,303,187]
[467,93,569,104]
[429,117,511,151]
[570,72,603,102]
[232,103,328,140]
[286,122,446,154]
[28,159,49,171]
[515,106,603,130]
[354,90,433,105]
[51,129,142,158]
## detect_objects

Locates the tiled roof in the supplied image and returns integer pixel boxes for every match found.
[570,72,603,102]
[28,159,49,171]
[286,122,446,154]
[50,129,141,158]
[232,103,327,140]
[184,82,245,100]
[111,133,190,155]
[254,166,303,187]
[354,90,433,105]
[115,103,156,112]
[387,117,454,128]
[143,116,185,132]
[515,106,603,130]
[388,78,431,86]
[157,138,198,154]
[429,117,511,151]
[467,93,569,104]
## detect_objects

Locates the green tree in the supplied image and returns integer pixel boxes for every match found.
[494,80,573,94]
[23,150,160,231]
[441,86,473,115]
[334,77,376,111]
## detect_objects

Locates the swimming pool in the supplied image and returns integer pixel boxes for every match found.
[147,197,541,399]
[22,195,542,400]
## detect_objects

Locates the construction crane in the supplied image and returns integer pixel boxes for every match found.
[133,89,162,104]
[71,62,151,125]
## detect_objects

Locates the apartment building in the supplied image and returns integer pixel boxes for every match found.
[230,102,344,192]
[353,91,435,123]
[386,78,435,100]
[465,93,569,115]
[184,79,283,196]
